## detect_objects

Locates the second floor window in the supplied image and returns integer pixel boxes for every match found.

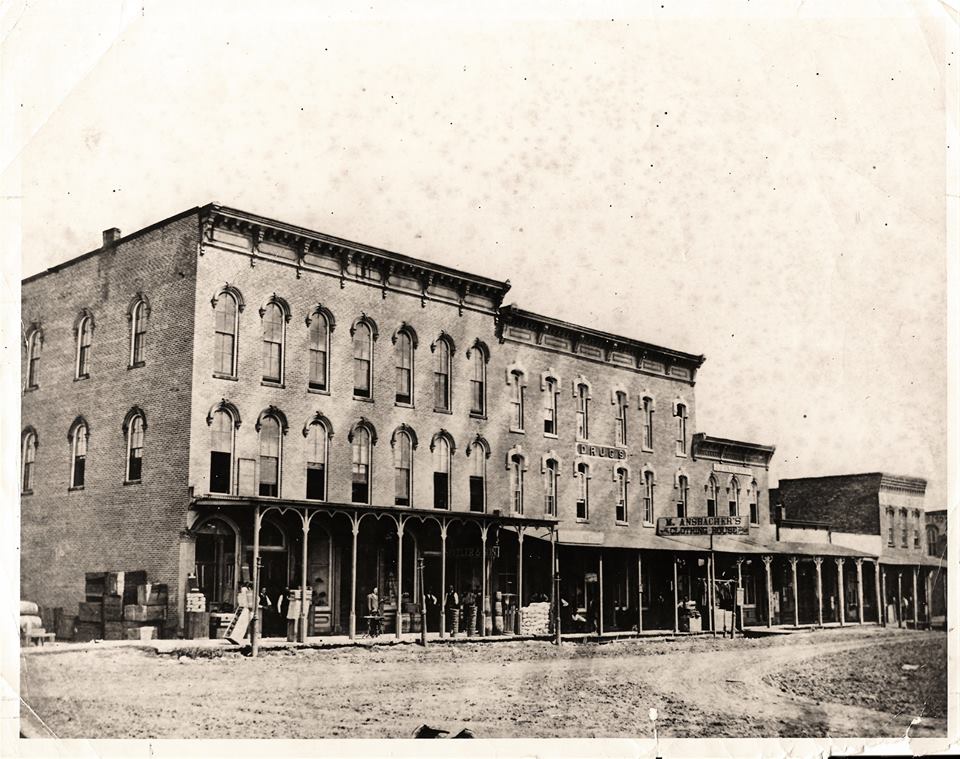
[433,338,451,411]
[351,426,371,503]
[900,509,908,548]
[544,458,558,516]
[353,322,373,398]
[616,467,628,523]
[913,510,921,549]
[749,479,759,524]
[126,414,144,482]
[214,293,238,376]
[927,526,939,557]
[395,330,414,405]
[576,463,589,520]
[70,421,88,489]
[258,415,281,497]
[305,421,328,501]
[543,377,558,435]
[76,315,92,379]
[886,508,895,546]
[469,440,486,512]
[433,436,450,509]
[510,454,524,514]
[707,475,719,518]
[576,384,590,440]
[728,477,740,517]
[395,430,413,507]
[209,409,234,494]
[643,471,655,524]
[676,475,688,518]
[21,430,37,492]
[261,303,285,383]
[614,392,628,447]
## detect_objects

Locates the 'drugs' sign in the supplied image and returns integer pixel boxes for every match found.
[656,516,749,536]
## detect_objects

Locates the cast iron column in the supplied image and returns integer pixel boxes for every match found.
[896,570,903,628]
[813,556,823,627]
[912,566,919,629]
[874,560,883,626]
[836,558,846,626]
[855,558,864,625]
[396,520,405,640]
[672,556,679,634]
[598,549,604,636]
[299,510,309,643]
[349,516,358,640]
[790,557,799,628]
[763,555,773,627]
[516,529,524,635]
[637,550,643,633]
[439,521,447,638]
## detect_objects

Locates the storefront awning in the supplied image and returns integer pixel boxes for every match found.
[879,553,946,569]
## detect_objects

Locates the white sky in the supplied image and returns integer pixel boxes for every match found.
[3,0,955,510]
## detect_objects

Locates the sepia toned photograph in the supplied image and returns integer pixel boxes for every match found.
[2,1,956,757]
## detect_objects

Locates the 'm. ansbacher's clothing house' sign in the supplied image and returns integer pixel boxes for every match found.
[657,516,749,536]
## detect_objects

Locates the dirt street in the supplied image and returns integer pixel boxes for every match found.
[20,626,945,739]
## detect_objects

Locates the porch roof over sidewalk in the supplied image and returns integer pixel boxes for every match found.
[878,553,945,569]
[191,495,559,533]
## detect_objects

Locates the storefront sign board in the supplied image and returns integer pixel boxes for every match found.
[656,516,749,536]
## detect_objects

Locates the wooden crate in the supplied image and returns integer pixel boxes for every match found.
[184,611,210,640]
[136,583,168,606]
[56,613,76,641]
[103,622,123,640]
[124,604,166,622]
[78,601,102,623]
[75,621,102,642]
[102,594,123,622]
[122,571,148,604]
[84,572,106,600]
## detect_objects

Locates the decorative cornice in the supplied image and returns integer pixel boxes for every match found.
[691,433,776,469]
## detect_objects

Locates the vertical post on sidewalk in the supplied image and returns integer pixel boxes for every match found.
[349,516,358,640]
[880,565,889,627]
[896,570,903,628]
[299,509,309,643]
[251,504,261,658]
[672,556,679,635]
[396,519,405,640]
[517,528,525,635]
[836,558,846,627]
[814,557,823,628]
[763,555,773,628]
[708,553,716,637]
[440,521,447,639]
[912,566,919,629]
[598,550,604,637]
[637,550,644,634]
[855,558,864,625]
[874,560,884,626]
[552,527,561,646]
[418,557,427,647]
[790,556,799,628]
[480,523,488,638]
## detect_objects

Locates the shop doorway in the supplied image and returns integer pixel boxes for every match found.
[246,519,289,637]
[194,517,238,613]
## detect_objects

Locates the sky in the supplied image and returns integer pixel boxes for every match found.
[3,0,954,509]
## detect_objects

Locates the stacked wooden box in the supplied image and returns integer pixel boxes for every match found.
[184,590,208,639]
[75,570,166,641]
[123,583,167,639]
[519,602,551,636]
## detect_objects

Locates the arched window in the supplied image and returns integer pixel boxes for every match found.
[641,396,654,450]
[209,409,235,494]
[125,413,145,482]
[305,420,329,501]
[615,391,628,447]
[394,429,413,506]
[900,508,908,548]
[510,454,525,514]
[615,467,629,523]
[432,434,451,510]
[353,321,373,398]
[728,477,740,517]
[433,336,452,411]
[576,384,590,440]
[510,370,525,431]
[69,420,88,489]
[886,507,896,547]
[261,302,285,383]
[351,426,372,504]
[544,458,559,516]
[76,314,93,379]
[130,299,147,366]
[21,429,37,493]
[25,327,42,389]
[674,402,688,456]
[214,292,239,376]
[469,343,487,416]
[913,509,922,549]
[395,329,414,405]
[749,479,759,525]
[576,462,590,520]
[676,475,689,518]
[258,414,282,497]
[707,474,719,518]
[308,311,331,392]
[642,470,655,524]
[469,439,487,512]
[543,376,559,436]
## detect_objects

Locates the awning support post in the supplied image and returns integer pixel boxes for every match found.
[762,555,773,627]
[813,556,823,628]
[790,557,799,628]
[855,558,864,625]
[835,558,846,627]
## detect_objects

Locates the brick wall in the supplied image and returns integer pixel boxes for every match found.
[20,212,200,618]
[778,474,884,536]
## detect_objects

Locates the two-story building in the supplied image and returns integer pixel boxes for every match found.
[775,473,944,629]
